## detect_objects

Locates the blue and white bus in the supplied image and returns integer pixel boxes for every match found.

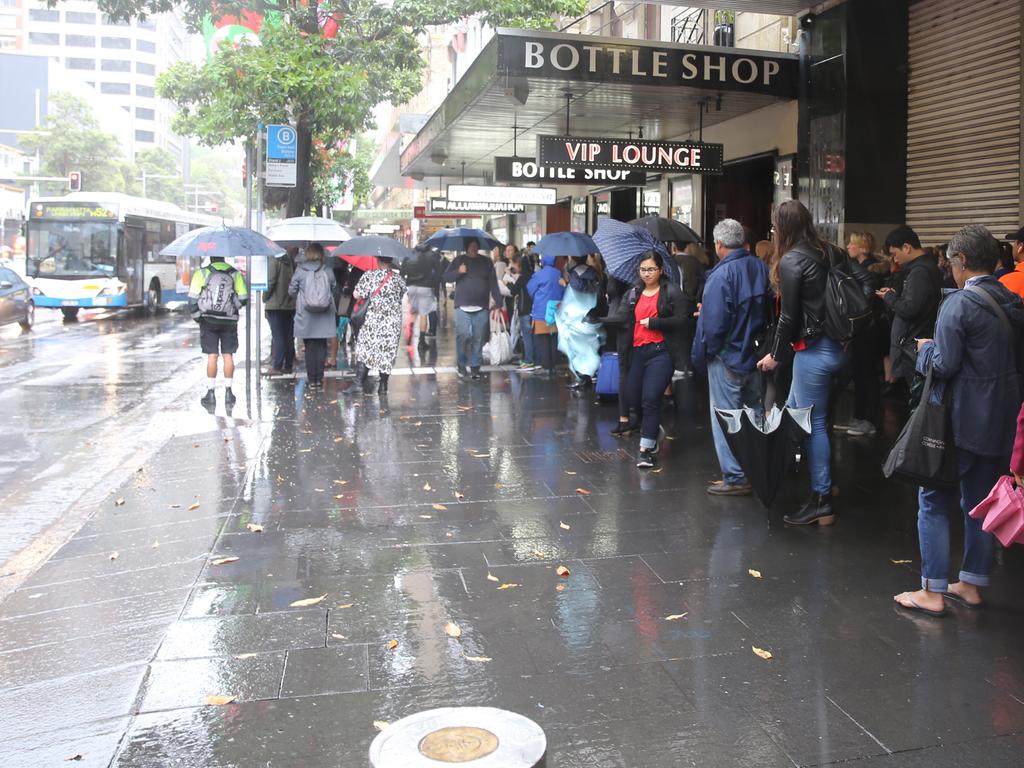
[24,192,220,320]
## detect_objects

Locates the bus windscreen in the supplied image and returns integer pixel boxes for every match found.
[27,221,118,278]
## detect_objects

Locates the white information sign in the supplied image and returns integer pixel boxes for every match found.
[446,184,556,206]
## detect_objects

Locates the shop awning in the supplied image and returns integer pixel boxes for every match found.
[643,1,809,13]
[400,28,799,182]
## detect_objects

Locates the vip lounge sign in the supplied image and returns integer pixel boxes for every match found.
[539,136,724,175]
[494,157,646,186]
[498,34,798,98]
[428,198,527,215]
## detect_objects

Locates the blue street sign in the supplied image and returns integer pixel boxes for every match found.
[266,124,297,187]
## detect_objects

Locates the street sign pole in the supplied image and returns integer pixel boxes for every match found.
[244,138,254,388]
[255,123,265,392]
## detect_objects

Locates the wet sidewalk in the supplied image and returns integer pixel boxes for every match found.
[3,330,1024,767]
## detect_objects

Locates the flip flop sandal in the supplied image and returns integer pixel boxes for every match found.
[943,592,985,610]
[894,593,947,618]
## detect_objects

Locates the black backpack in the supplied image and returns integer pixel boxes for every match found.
[813,243,873,344]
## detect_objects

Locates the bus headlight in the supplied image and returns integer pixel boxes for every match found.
[32,287,44,296]
[97,285,125,297]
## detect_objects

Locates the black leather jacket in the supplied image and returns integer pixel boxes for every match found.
[770,240,836,358]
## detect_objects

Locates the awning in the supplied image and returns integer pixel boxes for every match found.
[642,1,809,13]
[400,28,799,182]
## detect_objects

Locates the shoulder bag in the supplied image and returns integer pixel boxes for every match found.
[350,271,392,330]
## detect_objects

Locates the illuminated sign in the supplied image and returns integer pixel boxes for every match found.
[447,184,556,206]
[494,157,645,186]
[428,198,527,215]
[539,136,724,175]
[31,203,117,220]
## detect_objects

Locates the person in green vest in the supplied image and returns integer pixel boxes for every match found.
[189,256,249,407]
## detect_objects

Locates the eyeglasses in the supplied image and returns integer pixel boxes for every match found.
[639,267,661,274]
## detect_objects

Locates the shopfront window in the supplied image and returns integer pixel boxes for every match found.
[670,177,693,225]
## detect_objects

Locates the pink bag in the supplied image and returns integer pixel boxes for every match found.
[969,475,1024,546]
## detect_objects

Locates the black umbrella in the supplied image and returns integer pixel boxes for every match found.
[331,236,414,269]
[714,406,812,507]
[629,216,701,246]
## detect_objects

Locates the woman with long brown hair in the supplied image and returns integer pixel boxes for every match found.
[757,200,847,526]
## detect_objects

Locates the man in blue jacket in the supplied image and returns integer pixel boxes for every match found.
[692,219,770,496]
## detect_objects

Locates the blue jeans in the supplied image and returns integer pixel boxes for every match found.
[455,308,489,369]
[918,449,1000,591]
[786,336,846,494]
[708,357,763,485]
[520,314,535,363]
[266,309,295,371]
[626,343,674,450]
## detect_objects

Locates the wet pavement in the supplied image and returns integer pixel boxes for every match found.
[2,307,1024,767]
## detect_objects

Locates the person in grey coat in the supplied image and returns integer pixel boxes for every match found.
[288,243,337,389]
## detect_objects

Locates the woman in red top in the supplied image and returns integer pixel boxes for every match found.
[611,250,688,468]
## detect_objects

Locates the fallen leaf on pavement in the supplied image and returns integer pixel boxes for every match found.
[556,565,571,577]
[290,594,327,607]
[334,480,349,485]
[752,646,773,660]
[211,556,239,566]
[65,754,83,761]
[109,552,119,561]
[444,621,462,638]
[650,468,663,474]
[455,492,466,500]
[432,504,448,511]
[151,541,159,548]
[665,613,688,621]
[373,720,390,731]
[206,695,235,705]
[414,421,423,427]
[419,514,432,519]
[169,504,181,509]
[333,437,344,443]
[423,482,432,491]
[559,521,571,530]
[463,653,492,662]
[387,639,399,650]
[234,653,256,659]
[497,583,520,590]
[564,470,577,475]
[456,405,472,411]
[748,569,762,579]
[246,523,264,533]
[555,583,566,592]
[335,494,346,500]
[114,498,125,506]
[188,502,201,511]
[336,603,354,609]
[890,559,912,564]
[533,550,545,558]
[575,488,591,495]
[494,482,504,488]
[486,573,499,582]
[331,633,347,640]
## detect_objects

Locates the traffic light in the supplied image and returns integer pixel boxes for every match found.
[68,170,82,192]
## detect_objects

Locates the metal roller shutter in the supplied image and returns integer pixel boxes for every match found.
[906,0,1021,244]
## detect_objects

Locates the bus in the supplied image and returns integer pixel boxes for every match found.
[24,192,220,320]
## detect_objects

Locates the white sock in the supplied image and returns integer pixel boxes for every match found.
[207,378,217,390]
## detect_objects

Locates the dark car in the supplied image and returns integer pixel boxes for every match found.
[0,266,34,330]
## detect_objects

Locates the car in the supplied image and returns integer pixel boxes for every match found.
[0,266,34,330]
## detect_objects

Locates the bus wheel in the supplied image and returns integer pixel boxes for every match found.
[148,280,163,313]
[61,307,80,322]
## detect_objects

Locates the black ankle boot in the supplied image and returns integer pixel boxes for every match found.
[784,492,835,526]
[355,363,369,390]
[378,373,389,394]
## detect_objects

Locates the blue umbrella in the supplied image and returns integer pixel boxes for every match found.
[592,218,677,284]
[534,231,600,258]
[424,227,503,253]
[160,225,285,259]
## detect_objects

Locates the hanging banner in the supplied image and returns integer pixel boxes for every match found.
[494,157,645,186]
[428,198,527,215]
[447,184,556,206]
[538,136,723,175]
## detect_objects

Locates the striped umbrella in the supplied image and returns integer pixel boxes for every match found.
[592,218,677,284]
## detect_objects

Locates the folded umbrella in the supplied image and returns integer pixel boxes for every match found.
[629,215,701,246]
[424,226,503,253]
[969,475,1024,546]
[332,236,414,271]
[265,216,353,248]
[592,218,677,284]
[159,225,285,259]
[714,406,812,507]
[535,231,600,258]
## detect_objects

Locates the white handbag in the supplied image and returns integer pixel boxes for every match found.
[489,311,513,366]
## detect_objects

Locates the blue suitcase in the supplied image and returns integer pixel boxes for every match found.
[595,352,619,397]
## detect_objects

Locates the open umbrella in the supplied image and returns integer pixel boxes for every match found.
[424,227,503,253]
[535,231,600,258]
[332,236,414,271]
[714,406,812,507]
[160,225,284,259]
[592,217,677,284]
[630,215,701,246]
[265,216,353,248]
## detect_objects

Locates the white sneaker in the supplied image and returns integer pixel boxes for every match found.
[847,419,876,437]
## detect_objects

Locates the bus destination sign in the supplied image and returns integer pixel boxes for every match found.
[538,136,724,175]
[32,203,117,220]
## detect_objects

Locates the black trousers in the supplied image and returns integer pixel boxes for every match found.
[850,333,882,423]
[266,310,295,371]
[535,332,558,373]
[303,338,327,385]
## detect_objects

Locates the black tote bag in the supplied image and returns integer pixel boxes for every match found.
[883,363,957,491]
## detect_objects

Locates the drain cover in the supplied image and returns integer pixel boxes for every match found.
[369,707,545,767]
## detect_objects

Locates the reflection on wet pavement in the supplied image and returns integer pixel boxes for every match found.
[1,312,1023,767]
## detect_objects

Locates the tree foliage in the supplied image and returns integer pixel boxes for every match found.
[60,0,587,216]
[134,147,185,206]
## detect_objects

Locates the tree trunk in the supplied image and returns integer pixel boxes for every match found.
[285,119,313,218]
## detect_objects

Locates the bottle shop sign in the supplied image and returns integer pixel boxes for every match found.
[494,156,646,186]
[538,136,724,175]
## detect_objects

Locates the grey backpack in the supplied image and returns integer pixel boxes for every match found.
[197,267,239,319]
[303,266,333,313]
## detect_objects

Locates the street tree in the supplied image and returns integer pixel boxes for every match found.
[72,0,586,217]
[133,147,186,206]
[19,92,128,195]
